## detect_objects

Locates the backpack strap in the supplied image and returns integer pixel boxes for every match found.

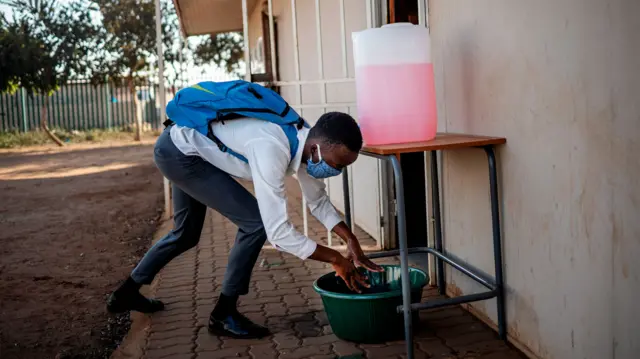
[206,113,249,163]
[208,133,249,163]
[206,114,306,164]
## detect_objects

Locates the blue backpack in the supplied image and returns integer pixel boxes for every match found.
[165,80,308,163]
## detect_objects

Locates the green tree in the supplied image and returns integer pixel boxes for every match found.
[90,0,243,140]
[0,0,103,145]
[192,32,244,77]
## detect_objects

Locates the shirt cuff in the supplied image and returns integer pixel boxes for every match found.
[310,197,344,232]
[270,236,318,260]
[319,211,343,233]
[297,238,318,260]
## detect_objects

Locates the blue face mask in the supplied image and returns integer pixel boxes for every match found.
[306,145,342,179]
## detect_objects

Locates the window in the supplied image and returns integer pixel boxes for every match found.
[251,11,279,88]
[251,37,266,74]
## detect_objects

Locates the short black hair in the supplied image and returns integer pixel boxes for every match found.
[308,112,362,152]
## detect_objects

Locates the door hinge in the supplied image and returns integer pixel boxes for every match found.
[391,199,398,216]
[379,215,384,227]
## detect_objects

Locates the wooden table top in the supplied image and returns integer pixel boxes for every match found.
[361,133,507,156]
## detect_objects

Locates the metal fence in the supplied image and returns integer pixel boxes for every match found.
[0,79,166,132]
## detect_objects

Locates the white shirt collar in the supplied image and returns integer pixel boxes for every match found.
[289,127,309,174]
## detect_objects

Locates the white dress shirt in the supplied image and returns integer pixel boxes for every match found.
[169,118,343,260]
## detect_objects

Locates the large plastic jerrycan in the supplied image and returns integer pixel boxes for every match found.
[352,23,438,145]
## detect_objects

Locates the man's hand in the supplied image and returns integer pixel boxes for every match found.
[332,256,370,293]
[308,244,371,293]
[333,222,384,273]
[346,241,384,273]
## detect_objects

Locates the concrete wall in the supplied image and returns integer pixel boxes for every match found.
[249,0,383,241]
[429,1,640,358]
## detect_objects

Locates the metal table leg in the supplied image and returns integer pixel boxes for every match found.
[484,146,507,340]
[342,168,352,229]
[389,155,415,359]
[430,151,445,295]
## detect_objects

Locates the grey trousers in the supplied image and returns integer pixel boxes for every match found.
[131,128,267,297]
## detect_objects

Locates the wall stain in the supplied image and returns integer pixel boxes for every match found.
[621,263,628,279]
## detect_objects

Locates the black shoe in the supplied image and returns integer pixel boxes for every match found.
[208,310,270,339]
[106,290,165,314]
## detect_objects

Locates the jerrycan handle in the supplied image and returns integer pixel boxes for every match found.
[353,22,414,41]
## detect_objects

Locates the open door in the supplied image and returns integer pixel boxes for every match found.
[388,0,420,24]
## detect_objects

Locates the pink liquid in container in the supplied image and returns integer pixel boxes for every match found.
[353,23,438,145]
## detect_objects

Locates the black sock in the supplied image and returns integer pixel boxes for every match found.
[212,293,238,318]
[116,276,142,294]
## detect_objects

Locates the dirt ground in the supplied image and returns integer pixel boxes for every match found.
[0,138,164,359]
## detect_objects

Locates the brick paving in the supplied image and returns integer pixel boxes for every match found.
[133,179,526,359]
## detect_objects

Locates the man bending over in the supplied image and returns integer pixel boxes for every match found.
[107,109,381,339]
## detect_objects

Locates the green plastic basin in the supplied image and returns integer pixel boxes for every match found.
[313,264,428,343]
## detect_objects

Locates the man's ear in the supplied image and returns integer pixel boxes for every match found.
[309,142,318,158]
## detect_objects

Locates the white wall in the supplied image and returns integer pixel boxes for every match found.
[429,1,640,358]
[253,0,383,241]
